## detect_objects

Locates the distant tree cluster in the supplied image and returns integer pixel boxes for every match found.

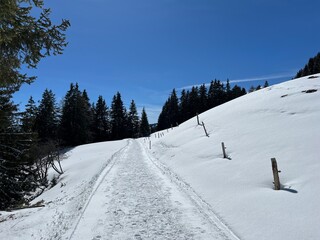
[157,80,247,130]
[295,52,320,78]
[0,83,150,210]
[24,83,151,146]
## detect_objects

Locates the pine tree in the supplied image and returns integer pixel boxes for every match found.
[198,84,208,114]
[188,86,199,117]
[225,79,232,102]
[34,89,58,142]
[168,89,179,127]
[110,92,127,140]
[21,96,38,133]
[0,1,69,210]
[0,91,37,210]
[92,96,110,142]
[127,100,140,138]
[140,108,150,137]
[0,0,70,94]
[295,52,320,78]
[179,89,190,123]
[60,83,92,146]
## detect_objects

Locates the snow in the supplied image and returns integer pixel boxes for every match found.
[1,74,320,239]
[149,74,320,240]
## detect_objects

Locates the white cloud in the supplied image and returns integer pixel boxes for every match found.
[178,72,294,90]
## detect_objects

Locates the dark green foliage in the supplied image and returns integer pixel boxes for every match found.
[127,100,140,138]
[34,89,58,142]
[60,83,92,146]
[110,92,127,140]
[178,89,190,123]
[0,131,37,210]
[295,52,320,78]
[92,95,110,142]
[207,80,225,108]
[0,91,39,210]
[0,0,70,210]
[157,89,179,130]
[157,79,247,130]
[0,0,70,93]
[140,108,150,137]
[21,96,37,133]
[188,86,200,118]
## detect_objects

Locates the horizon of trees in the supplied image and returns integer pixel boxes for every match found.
[157,79,269,131]
[21,83,152,146]
[295,52,320,78]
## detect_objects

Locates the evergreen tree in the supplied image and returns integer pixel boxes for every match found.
[229,85,246,100]
[225,79,232,102]
[0,91,37,210]
[188,86,199,117]
[21,96,38,133]
[110,92,127,140]
[264,81,269,88]
[179,89,190,123]
[127,100,140,138]
[157,89,179,130]
[81,89,93,143]
[34,89,58,142]
[198,84,208,114]
[92,96,110,142]
[60,83,92,146]
[168,89,179,127]
[140,108,150,137]
[0,1,69,210]
[0,0,70,94]
[295,52,320,78]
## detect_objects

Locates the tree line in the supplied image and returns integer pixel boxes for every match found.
[295,52,320,78]
[22,83,151,145]
[157,80,248,130]
[1,82,151,210]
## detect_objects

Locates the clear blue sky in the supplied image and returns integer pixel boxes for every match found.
[14,0,320,123]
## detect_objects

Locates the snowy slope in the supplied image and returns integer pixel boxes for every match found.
[149,74,320,240]
[0,140,128,239]
[1,74,319,240]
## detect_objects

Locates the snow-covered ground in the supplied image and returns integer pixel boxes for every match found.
[149,74,320,240]
[1,74,319,239]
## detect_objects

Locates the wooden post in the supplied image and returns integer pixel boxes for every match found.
[202,121,209,137]
[149,141,151,149]
[221,142,227,158]
[197,113,200,125]
[271,158,281,190]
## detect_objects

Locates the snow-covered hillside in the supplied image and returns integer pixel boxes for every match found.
[150,74,320,240]
[0,74,319,240]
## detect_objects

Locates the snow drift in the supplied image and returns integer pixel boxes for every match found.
[150,74,320,240]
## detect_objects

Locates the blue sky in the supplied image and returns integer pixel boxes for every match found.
[14,0,320,123]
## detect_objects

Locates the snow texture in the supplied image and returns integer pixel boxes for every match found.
[1,74,320,240]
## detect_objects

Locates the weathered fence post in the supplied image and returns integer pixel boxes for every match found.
[221,142,227,158]
[196,113,200,125]
[202,121,209,137]
[271,158,281,190]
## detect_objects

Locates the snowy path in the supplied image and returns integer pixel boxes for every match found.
[69,139,238,240]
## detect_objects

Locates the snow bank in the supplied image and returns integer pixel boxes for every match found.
[0,140,128,240]
[149,74,320,240]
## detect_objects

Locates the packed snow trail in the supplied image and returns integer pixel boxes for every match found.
[69,139,238,240]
